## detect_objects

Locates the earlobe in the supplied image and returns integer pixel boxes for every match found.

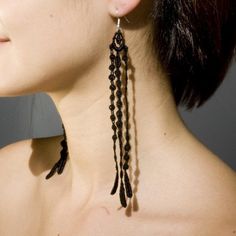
[108,0,141,18]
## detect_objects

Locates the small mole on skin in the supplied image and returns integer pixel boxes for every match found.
[164,132,166,136]
[233,230,236,233]
[50,14,54,18]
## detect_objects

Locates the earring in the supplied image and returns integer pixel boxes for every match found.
[45,123,69,179]
[45,17,132,208]
[109,17,133,208]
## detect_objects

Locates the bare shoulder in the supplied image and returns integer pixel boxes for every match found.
[0,138,33,175]
[201,155,236,235]
[140,138,236,235]
[178,149,236,234]
[0,135,63,183]
[0,135,63,200]
[0,138,35,214]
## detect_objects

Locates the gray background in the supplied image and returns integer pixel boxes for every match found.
[0,62,235,171]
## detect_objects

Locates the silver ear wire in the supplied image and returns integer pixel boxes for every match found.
[116,16,131,31]
[117,17,121,30]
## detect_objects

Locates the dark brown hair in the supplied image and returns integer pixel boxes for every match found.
[150,0,236,110]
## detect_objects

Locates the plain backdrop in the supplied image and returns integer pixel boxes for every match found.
[0,62,235,171]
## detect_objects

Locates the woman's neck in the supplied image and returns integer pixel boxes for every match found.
[45,41,188,207]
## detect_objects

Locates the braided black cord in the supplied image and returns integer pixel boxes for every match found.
[109,48,119,196]
[122,46,133,198]
[114,49,127,208]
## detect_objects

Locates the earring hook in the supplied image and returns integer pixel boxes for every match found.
[117,17,121,30]
[116,16,131,31]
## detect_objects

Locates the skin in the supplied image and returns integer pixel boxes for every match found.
[0,0,235,235]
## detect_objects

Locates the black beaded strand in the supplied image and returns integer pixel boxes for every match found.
[45,123,69,179]
[109,50,119,196]
[122,45,133,198]
[115,49,127,208]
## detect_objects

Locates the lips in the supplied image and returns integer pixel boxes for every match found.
[0,37,9,42]
[0,19,10,42]
[0,30,10,42]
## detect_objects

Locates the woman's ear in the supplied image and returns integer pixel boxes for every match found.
[108,0,141,18]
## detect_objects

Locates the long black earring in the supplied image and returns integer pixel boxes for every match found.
[109,17,133,208]
[45,123,69,179]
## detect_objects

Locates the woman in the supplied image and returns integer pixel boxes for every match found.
[0,0,235,235]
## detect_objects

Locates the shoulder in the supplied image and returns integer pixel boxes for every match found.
[0,135,64,181]
[0,138,33,176]
[0,136,64,206]
[0,138,35,215]
[140,140,236,235]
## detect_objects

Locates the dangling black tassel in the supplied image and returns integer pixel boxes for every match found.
[115,48,127,207]
[110,171,119,195]
[119,180,127,208]
[109,25,132,208]
[122,45,133,199]
[109,48,119,195]
[45,123,69,179]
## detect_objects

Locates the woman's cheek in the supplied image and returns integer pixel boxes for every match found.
[0,0,97,96]
[0,4,71,95]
